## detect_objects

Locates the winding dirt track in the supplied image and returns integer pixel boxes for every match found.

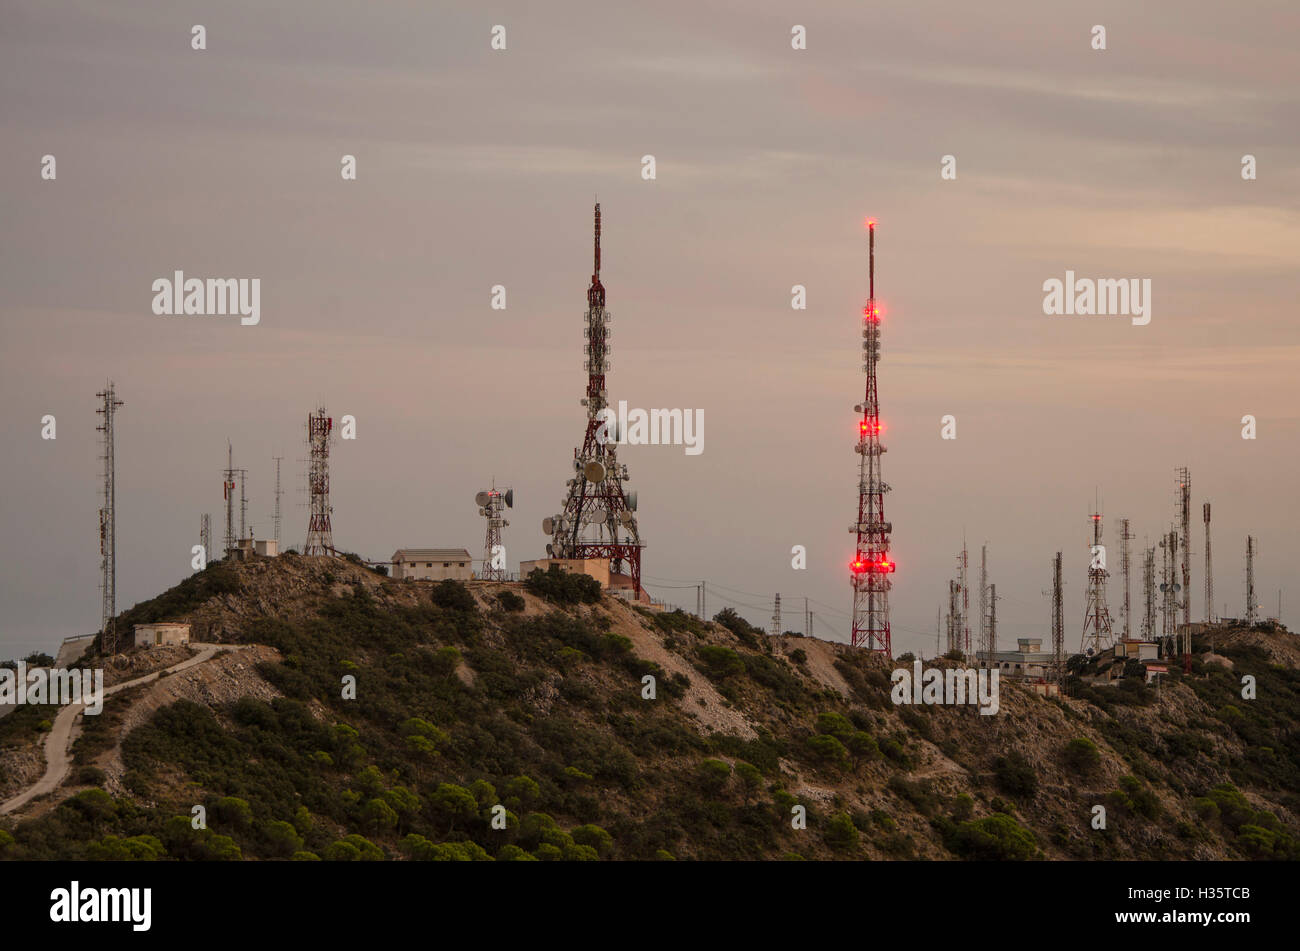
[0,644,245,816]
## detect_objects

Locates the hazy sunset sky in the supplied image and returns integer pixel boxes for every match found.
[2,0,1297,657]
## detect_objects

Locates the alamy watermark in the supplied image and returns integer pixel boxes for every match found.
[890,659,999,715]
[1042,270,1151,326]
[595,400,703,456]
[0,662,104,715]
[151,271,260,325]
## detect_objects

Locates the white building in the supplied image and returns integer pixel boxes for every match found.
[134,622,191,648]
[976,637,1057,680]
[391,548,474,581]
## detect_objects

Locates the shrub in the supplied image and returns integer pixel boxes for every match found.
[696,759,732,794]
[806,733,849,766]
[497,591,526,612]
[76,766,107,786]
[525,566,601,605]
[431,580,477,613]
[949,814,1038,860]
[696,645,744,680]
[993,752,1039,799]
[824,812,859,852]
[1063,737,1102,775]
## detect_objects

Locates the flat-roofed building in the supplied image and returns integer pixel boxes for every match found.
[392,548,474,581]
[134,622,191,648]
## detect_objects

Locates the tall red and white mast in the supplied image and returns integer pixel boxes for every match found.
[850,220,894,652]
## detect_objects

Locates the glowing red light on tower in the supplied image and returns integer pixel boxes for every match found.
[864,217,877,230]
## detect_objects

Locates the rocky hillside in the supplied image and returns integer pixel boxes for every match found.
[1,554,1297,861]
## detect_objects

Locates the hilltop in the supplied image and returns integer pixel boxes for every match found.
[1,554,1298,861]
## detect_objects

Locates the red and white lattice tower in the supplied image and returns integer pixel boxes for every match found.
[1080,511,1115,654]
[477,485,513,581]
[849,220,894,653]
[545,204,643,597]
[304,408,335,556]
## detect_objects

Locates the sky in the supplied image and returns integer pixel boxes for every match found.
[1,0,1297,658]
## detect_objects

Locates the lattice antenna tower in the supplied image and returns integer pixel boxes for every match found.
[272,456,283,548]
[1051,552,1064,682]
[1080,510,1115,654]
[1245,536,1258,622]
[304,408,335,556]
[1119,518,1134,639]
[979,544,989,661]
[1176,467,1192,627]
[238,468,249,539]
[849,219,895,652]
[959,542,970,654]
[1141,545,1156,640]
[96,383,124,654]
[1203,503,1213,622]
[545,204,643,597]
[771,593,782,637]
[222,442,236,557]
[200,514,211,567]
[476,484,513,581]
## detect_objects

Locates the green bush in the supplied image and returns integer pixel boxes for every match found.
[497,591,526,612]
[1063,737,1102,775]
[824,812,859,852]
[949,814,1038,861]
[695,645,744,680]
[431,580,478,613]
[525,566,601,605]
[993,752,1039,799]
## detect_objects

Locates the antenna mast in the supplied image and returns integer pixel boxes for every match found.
[96,383,124,655]
[272,456,283,548]
[304,408,335,556]
[546,204,643,598]
[1080,510,1115,654]
[1203,503,1213,622]
[223,442,236,558]
[849,220,894,652]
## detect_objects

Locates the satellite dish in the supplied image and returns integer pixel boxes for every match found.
[542,517,554,535]
[504,488,514,508]
[584,461,606,483]
[475,491,490,507]
[545,543,554,556]
[478,507,486,516]
[619,510,634,525]
[626,490,638,511]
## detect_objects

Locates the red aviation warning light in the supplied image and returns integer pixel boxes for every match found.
[851,557,896,574]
